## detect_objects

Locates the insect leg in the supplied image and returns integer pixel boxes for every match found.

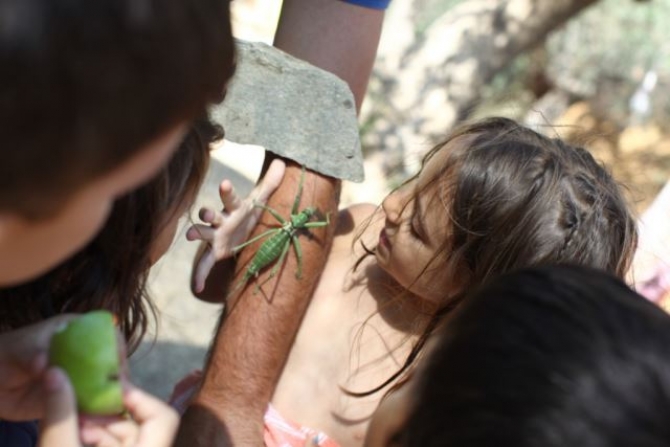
[254,203,287,225]
[291,166,306,215]
[232,227,279,253]
[291,235,303,279]
[303,220,329,229]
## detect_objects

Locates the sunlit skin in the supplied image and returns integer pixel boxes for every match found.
[269,149,454,446]
[375,150,452,303]
[362,375,414,447]
[363,336,440,447]
[0,124,187,286]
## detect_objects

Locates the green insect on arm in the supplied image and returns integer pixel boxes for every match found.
[189,159,288,303]
[176,158,340,447]
[228,166,330,298]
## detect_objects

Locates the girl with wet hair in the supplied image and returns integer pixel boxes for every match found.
[188,116,638,447]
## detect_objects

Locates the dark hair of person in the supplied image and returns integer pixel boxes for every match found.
[351,117,637,395]
[0,115,223,352]
[0,0,235,217]
[397,265,670,447]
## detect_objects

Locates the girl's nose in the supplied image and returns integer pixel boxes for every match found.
[382,189,404,225]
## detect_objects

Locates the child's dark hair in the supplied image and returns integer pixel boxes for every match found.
[0,115,223,352]
[355,117,637,394]
[397,265,670,447]
[0,0,235,217]
[408,116,635,283]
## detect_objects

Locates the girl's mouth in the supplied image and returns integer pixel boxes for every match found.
[379,229,391,250]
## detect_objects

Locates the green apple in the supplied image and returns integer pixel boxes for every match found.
[49,310,124,415]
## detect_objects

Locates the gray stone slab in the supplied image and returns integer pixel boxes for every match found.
[211,40,364,182]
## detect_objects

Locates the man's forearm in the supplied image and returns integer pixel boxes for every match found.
[273,0,384,113]
[176,161,340,446]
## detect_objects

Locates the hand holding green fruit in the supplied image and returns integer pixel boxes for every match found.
[49,310,125,415]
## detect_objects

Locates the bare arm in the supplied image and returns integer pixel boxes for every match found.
[273,0,384,113]
[175,158,340,446]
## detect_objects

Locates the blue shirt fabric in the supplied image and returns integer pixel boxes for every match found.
[340,0,391,10]
[0,421,38,447]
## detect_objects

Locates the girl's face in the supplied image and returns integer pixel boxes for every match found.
[376,148,451,303]
[149,189,199,265]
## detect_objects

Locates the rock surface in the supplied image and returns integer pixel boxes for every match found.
[211,40,364,182]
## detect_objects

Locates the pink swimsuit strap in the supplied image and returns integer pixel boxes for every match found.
[264,405,341,447]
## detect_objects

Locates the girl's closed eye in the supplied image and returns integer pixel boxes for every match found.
[410,218,423,241]
[410,199,427,243]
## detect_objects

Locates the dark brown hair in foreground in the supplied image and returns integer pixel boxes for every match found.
[0,115,223,352]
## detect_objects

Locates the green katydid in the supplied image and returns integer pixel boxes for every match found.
[231,166,329,295]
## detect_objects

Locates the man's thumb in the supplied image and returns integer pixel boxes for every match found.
[38,367,80,447]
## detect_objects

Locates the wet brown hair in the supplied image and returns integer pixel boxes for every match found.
[0,115,223,352]
[355,116,637,395]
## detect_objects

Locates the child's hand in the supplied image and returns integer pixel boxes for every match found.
[40,371,178,447]
[38,367,80,447]
[78,386,179,447]
[0,315,76,422]
[187,159,286,293]
[168,369,203,415]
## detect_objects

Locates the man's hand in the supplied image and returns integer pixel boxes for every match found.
[187,159,286,293]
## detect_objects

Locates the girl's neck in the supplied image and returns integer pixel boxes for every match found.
[365,263,437,336]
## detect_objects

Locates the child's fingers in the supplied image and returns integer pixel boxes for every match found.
[220,179,243,212]
[80,420,138,447]
[186,225,215,242]
[254,159,286,204]
[124,388,179,447]
[192,251,216,294]
[101,420,139,446]
[79,425,110,446]
[81,429,123,447]
[38,367,80,447]
[198,207,224,227]
[168,369,202,414]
